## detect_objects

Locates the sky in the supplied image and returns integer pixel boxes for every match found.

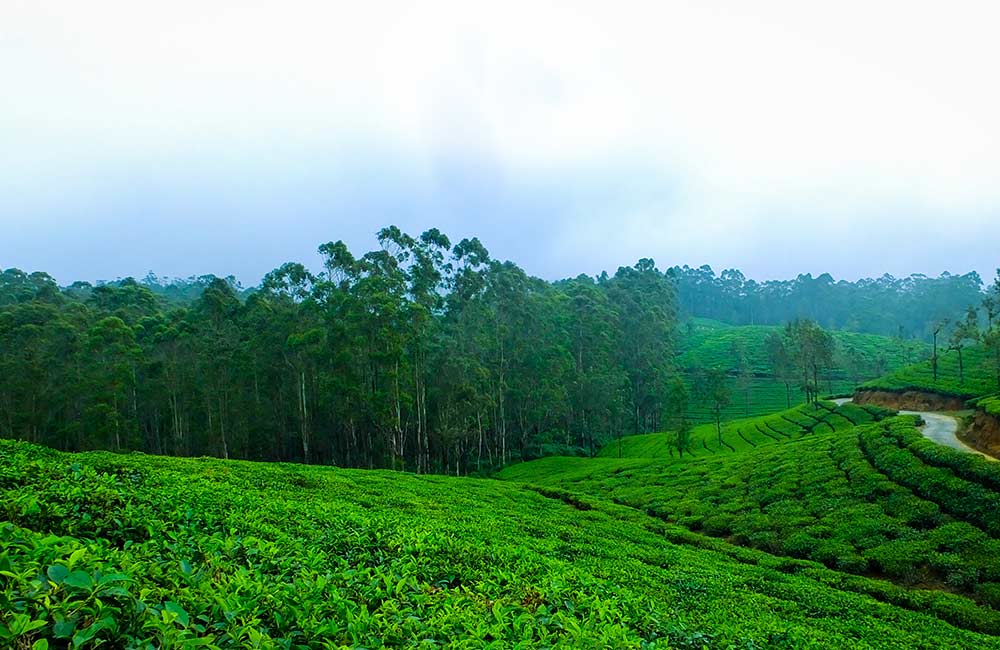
[3,1,999,287]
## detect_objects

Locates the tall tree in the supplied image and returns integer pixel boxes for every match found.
[695,368,731,448]
[947,307,980,386]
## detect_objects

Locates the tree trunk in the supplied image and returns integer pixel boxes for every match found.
[299,368,310,462]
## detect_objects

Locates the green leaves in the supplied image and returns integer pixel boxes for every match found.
[46,564,69,584]
[3,613,47,637]
[5,432,1000,648]
[163,601,190,628]
[62,570,93,590]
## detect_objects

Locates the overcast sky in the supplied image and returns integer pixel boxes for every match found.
[3,1,999,286]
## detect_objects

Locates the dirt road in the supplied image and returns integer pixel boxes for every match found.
[833,397,991,458]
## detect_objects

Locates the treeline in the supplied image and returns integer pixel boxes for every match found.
[670,266,985,338]
[0,228,676,473]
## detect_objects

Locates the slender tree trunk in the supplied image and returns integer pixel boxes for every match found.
[219,394,229,460]
[299,368,310,462]
[113,393,121,450]
[932,331,939,383]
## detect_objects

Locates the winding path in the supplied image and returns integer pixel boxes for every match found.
[833,398,991,458]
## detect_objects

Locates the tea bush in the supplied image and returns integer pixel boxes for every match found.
[503,412,1000,634]
[4,439,1000,648]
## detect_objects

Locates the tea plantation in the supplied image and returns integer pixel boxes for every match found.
[501,404,1000,645]
[599,401,889,458]
[4,435,1000,648]
[677,319,928,422]
[679,319,929,376]
[863,345,997,398]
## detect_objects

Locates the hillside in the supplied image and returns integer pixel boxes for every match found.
[500,410,1000,643]
[599,401,888,458]
[677,319,929,423]
[862,345,998,399]
[1,440,998,648]
[678,318,930,375]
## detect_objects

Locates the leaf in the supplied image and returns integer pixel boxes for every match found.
[53,620,75,639]
[32,640,49,650]
[47,564,69,584]
[63,571,93,590]
[98,572,130,585]
[24,619,48,634]
[164,601,190,627]
[68,548,87,569]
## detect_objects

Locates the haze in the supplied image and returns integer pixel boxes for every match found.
[3,1,998,285]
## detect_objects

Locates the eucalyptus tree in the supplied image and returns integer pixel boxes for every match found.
[666,376,693,457]
[983,271,1000,389]
[605,259,676,435]
[84,316,141,451]
[563,275,626,456]
[694,368,731,448]
[0,228,683,474]
[783,319,835,404]
[764,331,796,408]
[947,307,980,386]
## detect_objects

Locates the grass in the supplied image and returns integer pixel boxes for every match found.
[500,408,1000,639]
[4,439,1000,647]
[863,345,999,398]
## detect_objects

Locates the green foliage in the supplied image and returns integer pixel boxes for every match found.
[974,395,1000,417]
[3,440,1000,648]
[677,319,926,423]
[858,418,1000,536]
[670,266,985,338]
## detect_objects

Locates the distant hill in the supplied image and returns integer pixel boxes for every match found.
[677,319,930,423]
[862,344,998,399]
[679,318,929,376]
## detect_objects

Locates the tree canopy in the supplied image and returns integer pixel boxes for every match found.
[0,229,677,473]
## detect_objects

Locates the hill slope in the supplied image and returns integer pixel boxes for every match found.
[677,319,930,422]
[500,411,1000,641]
[3,440,999,648]
[862,345,998,399]
[679,318,929,375]
[601,401,888,458]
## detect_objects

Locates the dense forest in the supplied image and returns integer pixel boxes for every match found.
[0,228,676,472]
[2,229,994,473]
[670,265,986,338]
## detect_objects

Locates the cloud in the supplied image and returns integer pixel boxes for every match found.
[2,1,999,284]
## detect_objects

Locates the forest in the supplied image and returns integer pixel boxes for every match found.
[670,265,985,337]
[0,228,675,471]
[1,227,994,474]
